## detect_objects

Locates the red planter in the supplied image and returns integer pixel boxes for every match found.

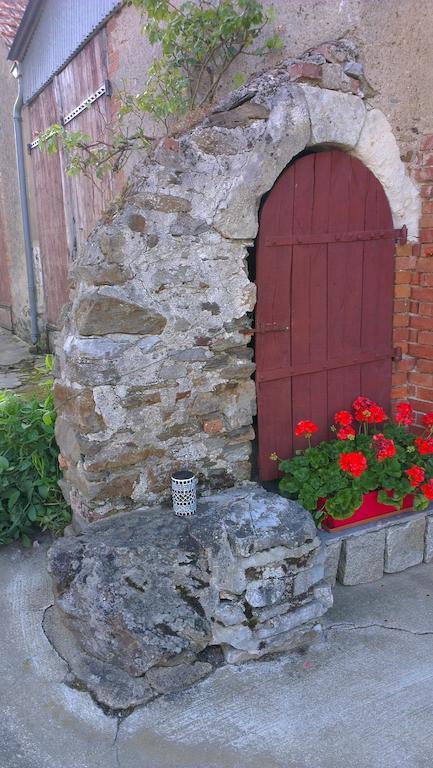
[320,490,413,531]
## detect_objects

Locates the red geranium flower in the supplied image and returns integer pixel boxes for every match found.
[415,437,433,455]
[370,404,387,424]
[406,466,425,488]
[337,426,356,440]
[353,396,373,421]
[395,402,413,426]
[295,420,318,438]
[339,451,367,477]
[421,478,433,500]
[422,412,433,429]
[372,434,396,462]
[353,396,386,424]
[334,410,353,427]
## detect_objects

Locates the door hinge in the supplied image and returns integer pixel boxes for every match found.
[392,346,403,361]
[241,324,289,335]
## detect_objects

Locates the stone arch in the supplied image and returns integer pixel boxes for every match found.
[55,59,420,526]
[213,83,419,241]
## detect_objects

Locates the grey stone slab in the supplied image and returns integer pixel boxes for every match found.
[337,529,385,585]
[384,516,426,573]
[323,539,342,586]
[424,516,433,563]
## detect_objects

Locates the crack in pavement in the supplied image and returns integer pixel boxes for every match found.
[112,718,124,768]
[325,621,433,637]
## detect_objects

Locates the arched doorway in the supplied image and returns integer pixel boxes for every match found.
[255,149,397,481]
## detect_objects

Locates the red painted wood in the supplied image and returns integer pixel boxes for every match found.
[29,82,69,327]
[256,150,395,481]
[56,30,112,250]
[28,29,112,328]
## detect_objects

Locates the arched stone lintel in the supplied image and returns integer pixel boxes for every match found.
[214,84,420,243]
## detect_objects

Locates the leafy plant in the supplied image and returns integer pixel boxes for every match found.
[36,0,280,180]
[0,361,70,546]
[273,398,433,527]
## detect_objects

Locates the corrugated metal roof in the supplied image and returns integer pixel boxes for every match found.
[15,0,121,102]
[0,0,28,48]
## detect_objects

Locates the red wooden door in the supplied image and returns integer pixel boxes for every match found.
[256,150,396,481]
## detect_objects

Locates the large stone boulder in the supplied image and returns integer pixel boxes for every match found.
[46,486,331,712]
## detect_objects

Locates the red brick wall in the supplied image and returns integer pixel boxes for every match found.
[392,134,433,428]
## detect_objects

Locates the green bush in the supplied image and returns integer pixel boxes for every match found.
[0,365,70,546]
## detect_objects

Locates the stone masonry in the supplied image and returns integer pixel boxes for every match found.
[322,507,433,586]
[53,41,419,525]
[45,486,332,712]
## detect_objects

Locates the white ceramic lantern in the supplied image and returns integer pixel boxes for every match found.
[171,471,197,516]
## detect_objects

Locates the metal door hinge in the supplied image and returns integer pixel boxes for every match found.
[241,324,289,335]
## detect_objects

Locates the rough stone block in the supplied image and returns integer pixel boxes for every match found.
[75,289,167,336]
[424,516,433,563]
[384,517,426,573]
[337,530,386,585]
[145,662,212,694]
[323,540,342,586]
[46,486,329,712]
[223,622,322,664]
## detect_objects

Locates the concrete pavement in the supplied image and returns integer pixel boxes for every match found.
[1,536,433,768]
[0,327,44,392]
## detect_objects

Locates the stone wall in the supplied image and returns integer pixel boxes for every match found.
[54,43,419,524]
[322,507,433,586]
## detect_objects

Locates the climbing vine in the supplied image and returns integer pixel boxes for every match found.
[36,0,280,180]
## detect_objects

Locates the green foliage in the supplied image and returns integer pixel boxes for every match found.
[132,0,279,115]
[36,0,280,180]
[0,371,70,546]
[277,422,433,527]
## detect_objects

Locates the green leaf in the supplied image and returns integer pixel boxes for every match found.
[413,494,429,512]
[38,485,49,500]
[232,72,246,88]
[21,534,31,548]
[7,489,20,512]
[0,456,9,471]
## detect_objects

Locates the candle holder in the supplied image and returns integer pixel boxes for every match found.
[171,471,196,516]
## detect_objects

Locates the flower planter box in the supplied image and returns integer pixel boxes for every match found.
[320,490,413,531]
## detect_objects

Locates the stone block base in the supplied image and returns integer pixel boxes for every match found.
[322,507,433,586]
[47,485,331,713]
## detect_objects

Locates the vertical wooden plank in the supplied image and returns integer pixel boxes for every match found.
[56,29,112,249]
[327,364,361,423]
[362,170,394,358]
[327,152,363,362]
[292,371,328,448]
[256,168,293,375]
[29,82,69,327]
[257,378,292,480]
[361,359,392,413]
[256,166,294,480]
